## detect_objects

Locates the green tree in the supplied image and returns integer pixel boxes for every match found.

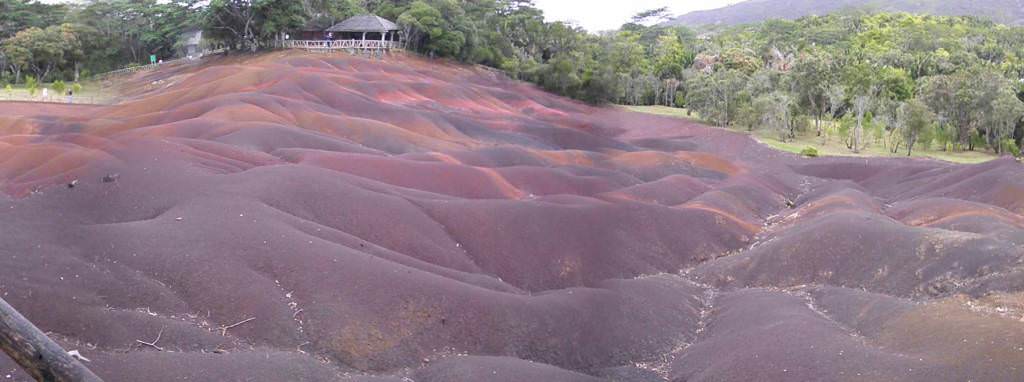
[651,31,690,79]
[300,0,364,30]
[985,89,1024,154]
[1,25,76,81]
[538,54,580,95]
[255,0,305,46]
[629,7,673,26]
[1,34,30,82]
[398,0,466,58]
[791,50,836,136]
[919,67,1008,150]
[686,68,750,127]
[207,0,249,52]
[720,48,760,74]
[899,99,936,156]
[752,91,795,140]
[850,95,872,153]
[876,66,914,102]
[0,0,67,40]
[75,0,199,68]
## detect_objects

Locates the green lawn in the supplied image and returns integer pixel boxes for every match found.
[1,82,113,104]
[624,105,700,119]
[624,105,1000,164]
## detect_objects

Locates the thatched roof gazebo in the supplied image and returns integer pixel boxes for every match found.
[326,15,400,43]
[284,14,401,55]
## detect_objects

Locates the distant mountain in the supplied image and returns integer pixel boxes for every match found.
[667,0,1024,27]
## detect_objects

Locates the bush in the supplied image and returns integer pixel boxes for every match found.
[3,84,11,98]
[917,122,936,151]
[1004,139,1022,157]
[934,125,953,151]
[970,129,987,150]
[673,94,687,109]
[72,83,82,94]
[800,146,820,157]
[793,116,812,136]
[52,80,66,95]
[25,76,37,96]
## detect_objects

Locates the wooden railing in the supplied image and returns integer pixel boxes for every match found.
[1,93,111,105]
[94,48,229,80]
[283,40,402,51]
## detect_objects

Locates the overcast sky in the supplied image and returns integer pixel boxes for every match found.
[533,0,739,32]
[41,0,740,33]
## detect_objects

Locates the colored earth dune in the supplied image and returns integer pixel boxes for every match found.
[0,52,1022,381]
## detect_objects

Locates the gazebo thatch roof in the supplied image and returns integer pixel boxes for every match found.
[326,15,400,33]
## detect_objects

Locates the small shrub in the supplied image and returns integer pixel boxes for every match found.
[25,76,37,96]
[970,130,987,150]
[917,122,936,151]
[673,95,686,109]
[1004,139,1022,157]
[800,146,820,157]
[933,124,952,151]
[72,83,82,94]
[3,84,11,98]
[52,80,66,95]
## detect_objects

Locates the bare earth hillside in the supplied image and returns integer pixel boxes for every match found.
[0,51,1022,381]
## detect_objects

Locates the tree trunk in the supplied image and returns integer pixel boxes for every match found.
[39,63,54,83]
[810,96,822,136]
[852,95,870,154]
[853,115,863,154]
[957,123,970,151]
[815,110,822,137]
[1014,120,1023,148]
[0,297,104,382]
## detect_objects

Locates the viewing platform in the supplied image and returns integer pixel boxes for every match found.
[282,39,402,55]
[286,14,402,57]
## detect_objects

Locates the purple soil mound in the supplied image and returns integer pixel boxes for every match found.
[0,51,1022,381]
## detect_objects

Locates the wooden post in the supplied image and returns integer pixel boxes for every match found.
[361,32,367,56]
[0,297,103,382]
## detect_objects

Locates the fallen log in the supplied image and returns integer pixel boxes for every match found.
[0,297,103,382]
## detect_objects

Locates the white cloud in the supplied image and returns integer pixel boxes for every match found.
[532,0,739,32]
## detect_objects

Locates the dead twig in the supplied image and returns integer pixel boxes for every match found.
[67,350,91,363]
[292,309,303,318]
[135,328,164,351]
[219,317,255,336]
